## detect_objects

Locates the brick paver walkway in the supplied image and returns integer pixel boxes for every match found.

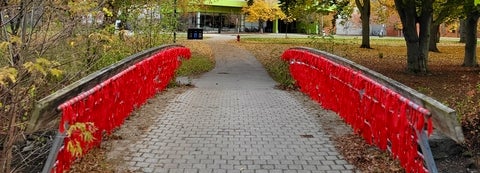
[116,34,356,173]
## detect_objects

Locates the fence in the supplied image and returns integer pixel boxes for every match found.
[32,45,191,173]
[282,47,464,173]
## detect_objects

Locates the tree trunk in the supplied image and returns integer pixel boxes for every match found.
[459,19,466,43]
[259,20,264,33]
[396,0,419,72]
[417,0,433,72]
[218,13,223,34]
[356,0,371,48]
[463,14,479,67]
[395,0,432,74]
[429,23,440,52]
[0,102,17,173]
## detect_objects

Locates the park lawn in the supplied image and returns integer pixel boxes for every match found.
[176,39,215,77]
[235,37,480,164]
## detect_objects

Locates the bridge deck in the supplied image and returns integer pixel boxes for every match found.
[108,35,356,173]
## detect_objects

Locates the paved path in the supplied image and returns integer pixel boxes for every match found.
[117,34,356,173]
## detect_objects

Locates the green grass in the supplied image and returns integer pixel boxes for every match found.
[241,36,468,47]
[176,55,215,77]
[265,59,295,89]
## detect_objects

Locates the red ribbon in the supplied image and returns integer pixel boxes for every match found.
[54,46,190,172]
[282,49,433,173]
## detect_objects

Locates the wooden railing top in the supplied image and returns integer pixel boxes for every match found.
[294,47,464,143]
[27,44,183,133]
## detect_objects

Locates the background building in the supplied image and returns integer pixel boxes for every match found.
[180,0,247,33]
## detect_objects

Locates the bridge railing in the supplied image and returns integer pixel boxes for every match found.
[28,45,190,173]
[282,47,464,173]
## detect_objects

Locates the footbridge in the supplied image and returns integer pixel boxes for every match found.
[28,35,463,173]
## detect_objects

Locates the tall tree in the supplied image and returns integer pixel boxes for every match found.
[459,19,467,43]
[429,0,463,52]
[462,0,480,66]
[282,0,345,35]
[394,0,434,73]
[279,0,297,36]
[395,0,434,74]
[242,0,286,33]
[355,0,371,48]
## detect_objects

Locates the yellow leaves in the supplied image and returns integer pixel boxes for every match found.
[102,7,113,17]
[50,69,63,78]
[9,35,22,45]
[394,22,403,30]
[28,85,36,98]
[23,58,63,78]
[87,32,116,52]
[36,58,57,67]
[284,16,296,23]
[67,122,97,143]
[0,41,10,50]
[24,59,49,76]
[448,22,459,32]
[372,0,397,23]
[23,61,44,76]
[0,42,8,63]
[66,122,98,157]
[67,140,83,157]
[88,32,114,43]
[242,0,287,22]
[0,36,20,56]
[0,67,18,86]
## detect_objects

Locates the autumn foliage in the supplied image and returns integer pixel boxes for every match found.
[0,0,181,172]
[242,0,286,33]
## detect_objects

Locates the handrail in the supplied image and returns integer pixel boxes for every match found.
[38,45,191,172]
[296,47,464,143]
[26,44,180,133]
[282,47,465,173]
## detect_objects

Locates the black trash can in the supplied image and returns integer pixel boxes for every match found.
[187,28,203,40]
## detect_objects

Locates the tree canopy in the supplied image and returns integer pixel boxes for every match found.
[428,0,463,52]
[242,0,286,33]
[278,0,352,34]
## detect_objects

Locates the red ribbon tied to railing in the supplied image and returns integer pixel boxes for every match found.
[282,48,433,173]
[53,46,191,172]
